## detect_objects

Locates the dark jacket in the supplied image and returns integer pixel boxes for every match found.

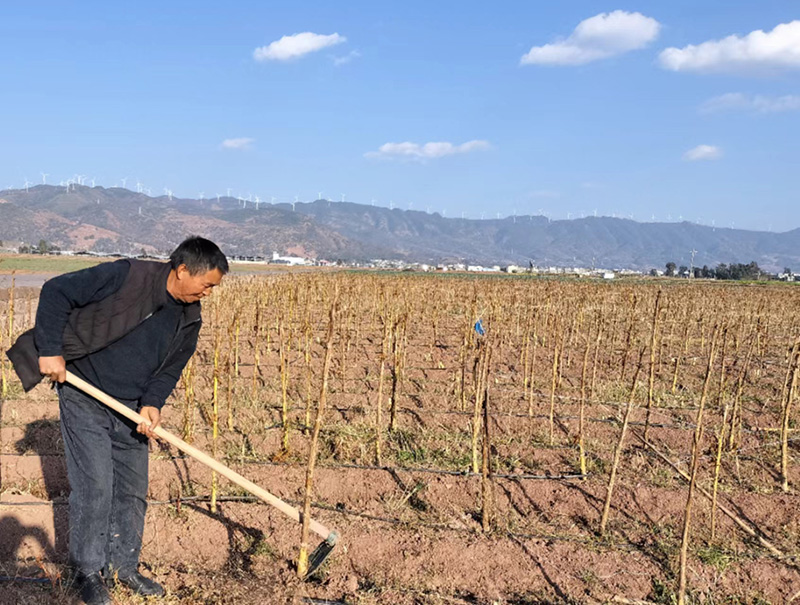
[6,260,202,404]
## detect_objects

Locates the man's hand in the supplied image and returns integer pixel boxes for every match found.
[137,406,161,439]
[39,356,66,383]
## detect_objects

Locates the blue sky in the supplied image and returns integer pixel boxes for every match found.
[1,1,799,231]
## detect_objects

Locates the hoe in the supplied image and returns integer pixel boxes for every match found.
[66,370,339,579]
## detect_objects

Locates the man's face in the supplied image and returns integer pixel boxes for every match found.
[174,265,224,303]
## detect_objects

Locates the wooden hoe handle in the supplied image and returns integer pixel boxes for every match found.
[65,371,333,541]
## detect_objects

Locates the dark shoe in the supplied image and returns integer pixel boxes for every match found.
[79,572,112,605]
[116,570,165,597]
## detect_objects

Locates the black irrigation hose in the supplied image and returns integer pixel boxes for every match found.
[2,491,795,562]
[221,460,588,481]
[0,493,555,545]
[146,494,640,552]
[0,576,53,584]
[7,433,796,481]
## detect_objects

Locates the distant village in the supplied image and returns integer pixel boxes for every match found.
[2,239,796,282]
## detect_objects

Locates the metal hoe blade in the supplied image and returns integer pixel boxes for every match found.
[303,532,339,580]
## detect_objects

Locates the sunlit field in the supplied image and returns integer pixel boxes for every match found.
[1,262,799,603]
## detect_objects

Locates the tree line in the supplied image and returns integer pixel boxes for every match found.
[18,240,60,254]
[658,261,776,281]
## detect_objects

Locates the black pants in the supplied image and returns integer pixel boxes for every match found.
[58,383,149,576]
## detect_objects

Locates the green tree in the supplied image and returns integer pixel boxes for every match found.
[665,262,677,277]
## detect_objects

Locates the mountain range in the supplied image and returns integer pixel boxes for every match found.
[1,185,799,272]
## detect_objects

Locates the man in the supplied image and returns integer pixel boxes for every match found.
[8,236,227,605]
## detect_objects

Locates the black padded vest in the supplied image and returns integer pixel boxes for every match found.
[7,259,201,391]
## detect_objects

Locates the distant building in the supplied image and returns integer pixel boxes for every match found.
[271,251,311,266]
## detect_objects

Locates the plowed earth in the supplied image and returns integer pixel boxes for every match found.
[1,276,799,604]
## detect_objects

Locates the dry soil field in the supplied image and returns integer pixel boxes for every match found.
[1,267,799,604]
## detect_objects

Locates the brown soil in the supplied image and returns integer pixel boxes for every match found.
[2,387,799,604]
[1,275,799,604]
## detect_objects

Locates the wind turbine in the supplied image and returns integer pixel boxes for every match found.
[226,188,232,198]
[199,191,205,200]
[91,177,96,187]
[40,172,48,184]
[137,182,144,193]
[121,177,128,189]
[23,178,31,192]
[340,193,346,203]
[389,200,394,210]
[255,196,260,210]
[318,191,323,201]
[216,193,221,202]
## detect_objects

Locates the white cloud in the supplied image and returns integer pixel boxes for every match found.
[683,144,721,161]
[333,50,361,66]
[254,32,346,62]
[221,137,255,150]
[659,21,800,73]
[700,92,800,113]
[365,140,491,160]
[520,10,660,66]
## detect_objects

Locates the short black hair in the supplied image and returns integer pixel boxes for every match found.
[169,236,229,275]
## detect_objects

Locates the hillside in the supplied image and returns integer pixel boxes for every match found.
[1,185,799,271]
